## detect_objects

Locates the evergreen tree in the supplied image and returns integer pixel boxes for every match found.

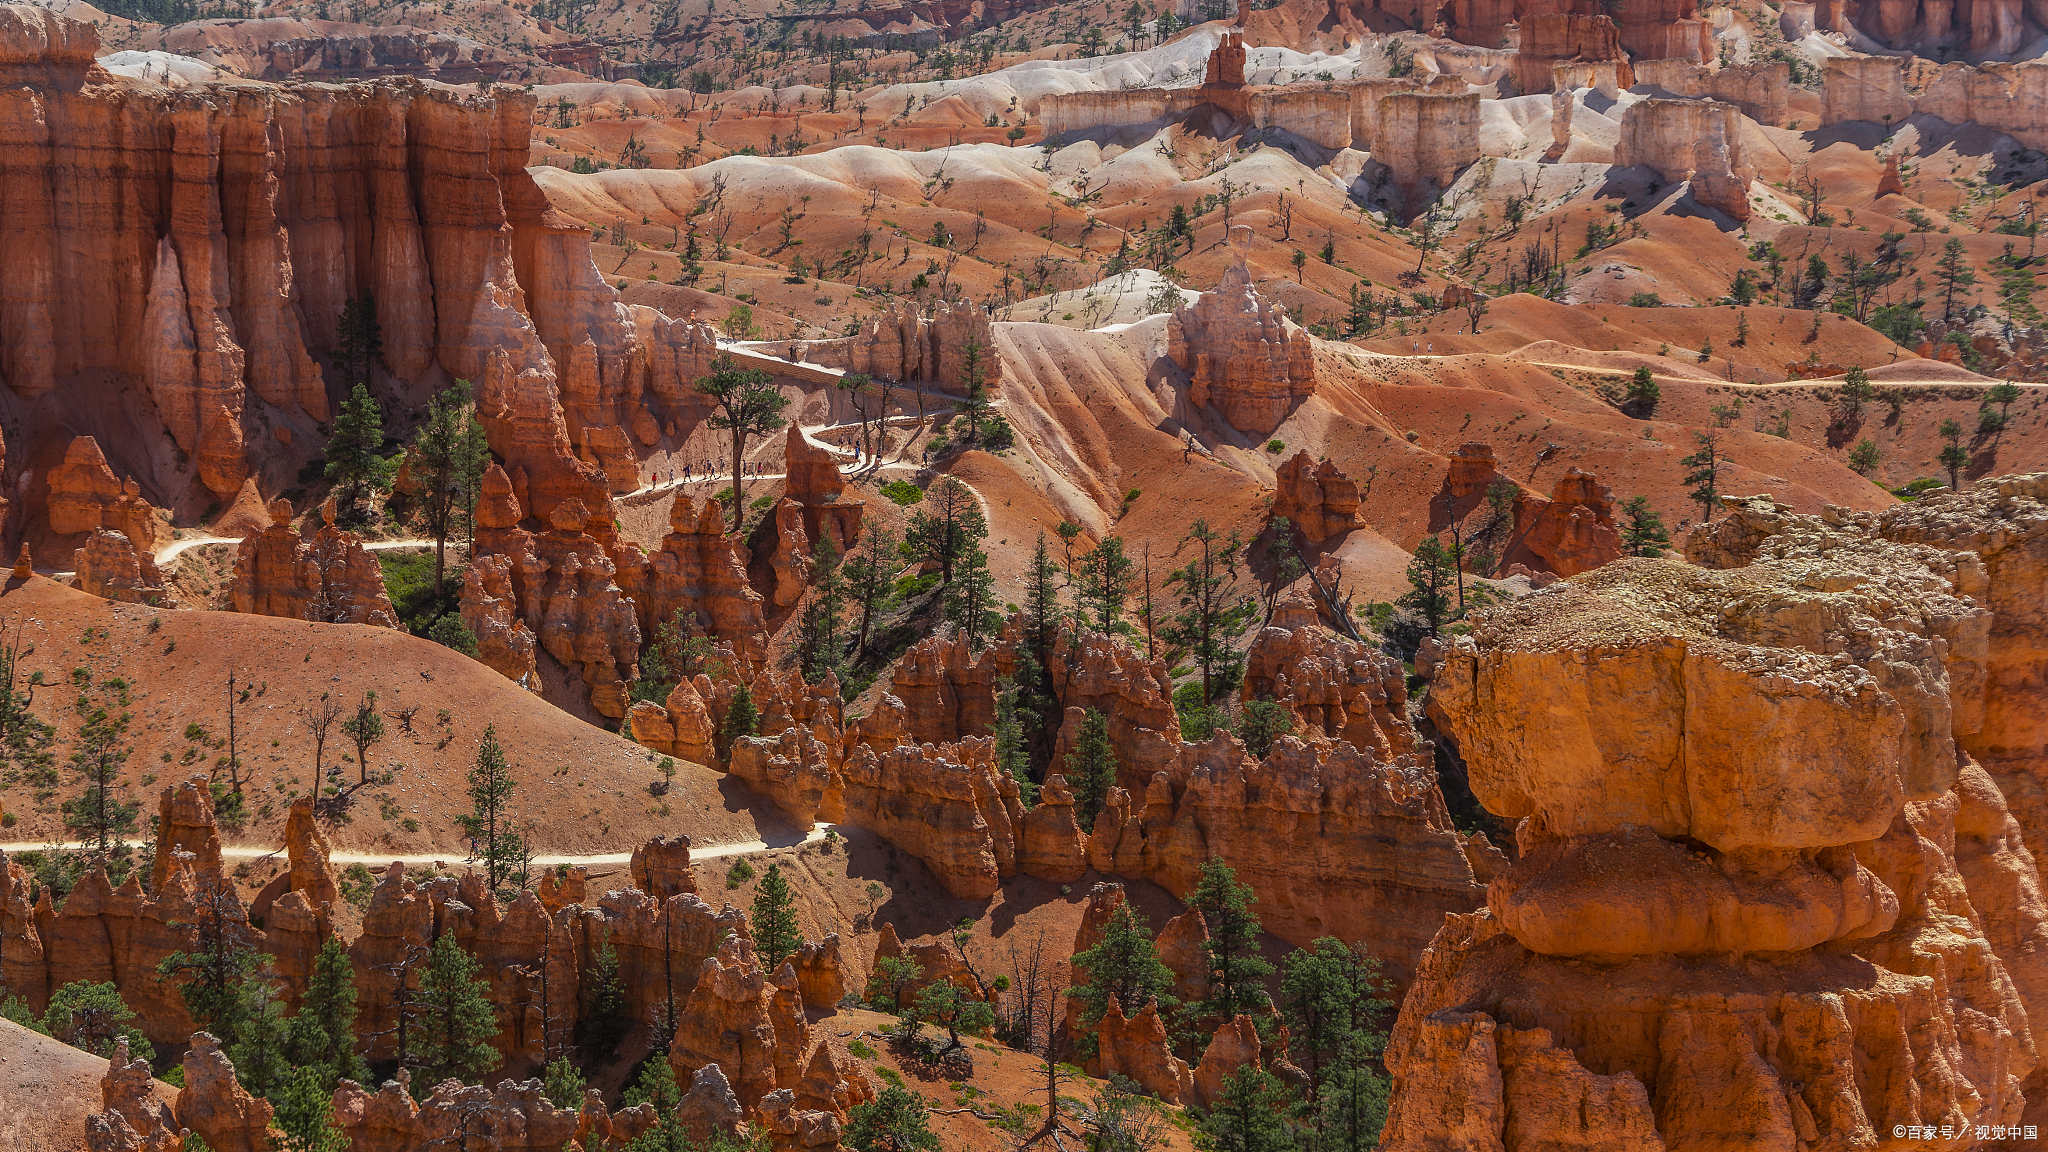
[325,384,393,524]
[1624,365,1659,416]
[1279,939,1390,1129]
[336,294,384,390]
[427,614,479,656]
[1182,857,1275,1042]
[943,549,1000,649]
[409,382,491,595]
[1935,236,1978,320]
[797,533,848,683]
[1939,417,1969,490]
[720,683,760,761]
[1237,698,1294,759]
[1396,537,1458,636]
[0,628,56,794]
[845,1084,941,1152]
[157,878,260,1047]
[542,1055,586,1111]
[578,930,631,1054]
[1160,520,1256,704]
[1618,496,1670,557]
[634,608,713,704]
[907,980,996,1057]
[1064,708,1117,830]
[1680,430,1724,520]
[1837,365,1876,419]
[40,981,154,1061]
[841,524,900,658]
[991,678,1036,807]
[1200,1065,1300,1152]
[957,338,991,442]
[865,955,923,1013]
[287,936,368,1087]
[620,1049,688,1152]
[750,864,802,970]
[1075,537,1137,633]
[229,978,293,1097]
[60,670,138,874]
[460,726,519,889]
[695,355,789,532]
[905,477,984,585]
[1068,904,1177,1058]
[412,934,499,1092]
[271,1065,349,1152]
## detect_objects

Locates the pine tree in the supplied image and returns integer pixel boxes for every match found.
[906,477,985,585]
[842,524,900,658]
[943,549,1000,649]
[1939,417,1969,490]
[157,877,259,1048]
[409,382,491,596]
[336,294,384,390]
[1075,537,1137,633]
[1397,537,1458,636]
[578,930,631,1054]
[1160,520,1255,704]
[542,1056,586,1111]
[1201,1065,1301,1152]
[720,683,760,761]
[620,1049,688,1152]
[797,533,848,683]
[1279,938,1391,1136]
[1680,430,1724,520]
[60,670,138,874]
[40,981,154,1061]
[229,977,292,1098]
[460,726,518,889]
[1067,904,1177,1058]
[695,355,790,532]
[751,864,802,970]
[1618,496,1670,557]
[908,980,996,1057]
[271,1065,349,1152]
[1064,708,1117,830]
[412,934,499,1092]
[325,384,393,524]
[288,936,368,1087]
[0,627,56,794]
[845,1084,941,1152]
[991,678,1036,807]
[1182,857,1275,1042]
[1624,365,1659,416]
[1237,698,1294,759]
[1935,236,1977,321]
[958,338,990,443]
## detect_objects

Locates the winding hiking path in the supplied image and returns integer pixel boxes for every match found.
[0,823,834,870]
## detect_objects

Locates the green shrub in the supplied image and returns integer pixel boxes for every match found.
[1265,439,1285,454]
[879,480,924,505]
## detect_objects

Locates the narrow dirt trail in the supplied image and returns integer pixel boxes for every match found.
[0,823,832,869]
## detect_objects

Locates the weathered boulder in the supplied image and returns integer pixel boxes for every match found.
[630,835,698,899]
[45,437,168,554]
[231,498,398,628]
[1271,451,1364,544]
[668,933,784,1113]
[73,529,172,605]
[87,1039,181,1152]
[461,547,540,692]
[1096,999,1193,1104]
[1510,467,1623,577]
[793,934,847,1009]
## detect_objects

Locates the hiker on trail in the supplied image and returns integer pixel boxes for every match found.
[466,836,478,863]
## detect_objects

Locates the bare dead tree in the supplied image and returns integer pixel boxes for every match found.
[305,694,343,784]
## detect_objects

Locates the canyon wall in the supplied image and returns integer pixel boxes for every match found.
[1387,479,2048,1150]
[145,18,514,83]
[0,5,731,560]
[1822,55,2048,152]
[1371,92,1482,214]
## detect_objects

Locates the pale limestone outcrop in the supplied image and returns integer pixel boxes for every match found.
[1372,93,1482,214]
[1821,57,2048,153]
[1270,451,1364,544]
[1512,13,1630,95]
[1390,488,2048,1150]
[1631,58,1790,126]
[1614,98,1753,222]
[73,529,172,605]
[1167,225,1317,437]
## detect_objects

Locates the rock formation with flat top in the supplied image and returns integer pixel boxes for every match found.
[1271,451,1364,544]
[1389,486,2048,1149]
[1614,98,1755,221]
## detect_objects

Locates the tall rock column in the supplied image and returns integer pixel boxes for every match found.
[1166,226,1317,437]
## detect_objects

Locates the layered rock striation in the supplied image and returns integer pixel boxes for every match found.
[1389,482,2048,1149]
[1614,97,1755,221]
